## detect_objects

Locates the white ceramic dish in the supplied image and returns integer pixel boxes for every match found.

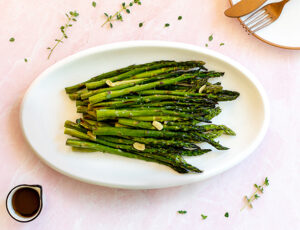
[230,0,300,49]
[21,41,270,189]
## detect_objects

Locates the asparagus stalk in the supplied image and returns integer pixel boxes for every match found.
[85,61,205,90]
[82,119,111,127]
[126,137,200,149]
[81,68,201,100]
[64,120,87,133]
[204,130,224,139]
[118,118,155,130]
[83,114,97,121]
[200,124,236,135]
[131,116,189,122]
[68,133,202,173]
[66,126,203,159]
[117,106,221,117]
[65,60,180,93]
[68,88,88,100]
[77,106,88,113]
[85,62,180,90]
[90,95,217,109]
[76,100,89,106]
[92,127,186,138]
[164,120,200,125]
[203,107,222,120]
[81,78,146,99]
[203,84,223,94]
[190,133,229,150]
[72,147,98,152]
[138,90,240,102]
[89,74,197,104]
[101,136,136,145]
[96,108,202,120]
[66,138,190,173]
[164,124,236,135]
[93,127,228,150]
[65,128,201,172]
[138,90,207,97]
[128,101,211,108]
[180,149,211,156]
[65,65,136,94]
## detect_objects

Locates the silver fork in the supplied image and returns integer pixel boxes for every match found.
[243,0,290,33]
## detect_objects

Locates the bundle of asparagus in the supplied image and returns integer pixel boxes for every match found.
[64,60,240,174]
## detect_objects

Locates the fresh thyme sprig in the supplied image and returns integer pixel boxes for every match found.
[102,0,142,28]
[201,214,207,220]
[47,11,79,59]
[241,177,269,210]
[177,210,187,214]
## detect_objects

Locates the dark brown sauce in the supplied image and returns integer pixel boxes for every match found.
[12,187,40,217]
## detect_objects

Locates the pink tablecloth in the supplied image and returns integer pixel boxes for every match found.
[1,0,299,229]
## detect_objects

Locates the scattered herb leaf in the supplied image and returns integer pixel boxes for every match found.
[92,1,96,7]
[178,16,182,20]
[9,37,15,42]
[102,0,142,28]
[220,43,225,46]
[24,58,28,62]
[139,22,144,27]
[205,44,208,47]
[177,210,187,214]
[201,214,207,220]
[164,23,170,28]
[241,177,269,211]
[224,212,229,218]
[208,34,213,42]
[47,11,79,59]
[264,177,269,186]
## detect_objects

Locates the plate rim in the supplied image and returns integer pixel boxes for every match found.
[20,40,270,189]
[228,0,300,50]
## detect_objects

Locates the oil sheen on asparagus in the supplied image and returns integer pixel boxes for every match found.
[64,60,240,174]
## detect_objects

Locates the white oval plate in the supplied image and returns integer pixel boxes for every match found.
[230,0,300,49]
[21,41,270,189]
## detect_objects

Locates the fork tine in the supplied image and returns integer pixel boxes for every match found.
[249,16,271,31]
[244,9,265,24]
[252,20,273,33]
[245,12,268,26]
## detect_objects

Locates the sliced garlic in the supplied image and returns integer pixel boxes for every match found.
[152,121,163,130]
[198,85,206,93]
[106,80,115,87]
[133,142,145,151]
